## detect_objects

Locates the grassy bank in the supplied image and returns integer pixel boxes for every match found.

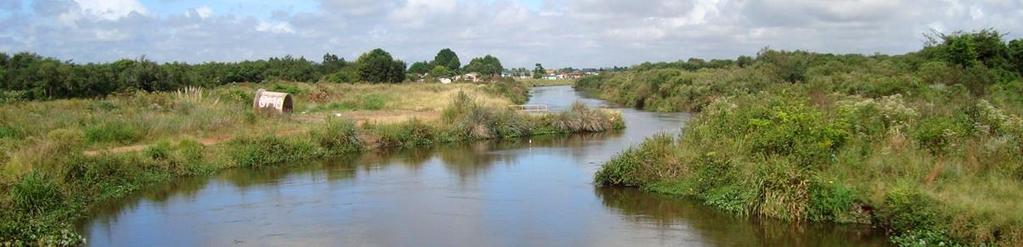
[589,31,1023,246]
[0,80,621,245]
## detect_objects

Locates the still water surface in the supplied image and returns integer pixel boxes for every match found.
[79,86,888,246]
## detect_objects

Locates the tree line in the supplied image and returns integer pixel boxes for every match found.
[407,48,505,78]
[0,48,511,100]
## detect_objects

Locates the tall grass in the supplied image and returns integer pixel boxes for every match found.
[594,85,1023,246]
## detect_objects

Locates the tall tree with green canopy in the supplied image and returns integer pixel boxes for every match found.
[464,55,503,77]
[408,61,430,75]
[1008,39,1023,74]
[355,48,406,83]
[321,53,347,74]
[432,48,460,72]
[532,63,545,79]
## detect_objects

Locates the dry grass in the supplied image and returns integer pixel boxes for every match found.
[0,81,519,183]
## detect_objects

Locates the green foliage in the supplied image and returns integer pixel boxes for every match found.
[881,186,943,234]
[912,114,971,154]
[371,119,438,148]
[408,61,431,75]
[548,102,623,133]
[483,78,529,104]
[757,49,813,83]
[463,55,503,77]
[84,120,143,144]
[354,48,406,83]
[808,178,858,222]
[532,63,545,79]
[431,48,461,72]
[310,117,363,155]
[321,53,348,74]
[10,172,63,215]
[0,50,374,99]
[323,67,360,83]
[430,65,452,78]
[1009,39,1023,74]
[229,135,318,167]
[594,135,674,187]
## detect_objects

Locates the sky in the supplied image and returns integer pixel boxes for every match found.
[0,0,1021,68]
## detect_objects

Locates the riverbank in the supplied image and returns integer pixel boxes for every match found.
[585,40,1023,245]
[0,81,622,245]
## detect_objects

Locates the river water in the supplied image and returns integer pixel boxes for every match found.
[78,86,889,246]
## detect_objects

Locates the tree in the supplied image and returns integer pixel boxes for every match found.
[354,48,406,83]
[1008,39,1023,74]
[408,61,431,75]
[533,63,545,79]
[322,53,347,74]
[430,65,451,78]
[463,55,503,76]
[431,48,460,72]
[736,55,753,68]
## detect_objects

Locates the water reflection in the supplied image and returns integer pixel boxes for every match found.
[595,187,887,246]
[78,86,888,246]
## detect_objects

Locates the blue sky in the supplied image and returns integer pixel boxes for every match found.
[1,0,1021,68]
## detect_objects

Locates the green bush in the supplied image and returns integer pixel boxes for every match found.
[912,115,971,154]
[595,135,674,186]
[0,125,19,139]
[10,172,64,214]
[311,117,363,154]
[359,93,388,110]
[808,178,858,222]
[84,120,142,144]
[372,119,436,148]
[229,135,318,167]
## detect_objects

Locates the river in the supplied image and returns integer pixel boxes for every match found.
[78,86,889,246]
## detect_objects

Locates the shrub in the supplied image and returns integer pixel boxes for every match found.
[311,117,363,154]
[84,120,142,144]
[359,93,388,110]
[741,99,848,167]
[10,172,63,214]
[0,125,18,139]
[229,135,317,167]
[550,103,622,133]
[912,115,971,154]
[372,119,436,148]
[595,135,675,186]
[808,178,858,222]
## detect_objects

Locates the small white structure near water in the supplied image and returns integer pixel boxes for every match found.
[253,89,294,113]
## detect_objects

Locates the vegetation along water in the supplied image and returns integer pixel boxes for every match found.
[0,48,623,245]
[586,29,1023,246]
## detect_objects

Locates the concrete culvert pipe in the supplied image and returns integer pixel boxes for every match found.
[253,89,294,113]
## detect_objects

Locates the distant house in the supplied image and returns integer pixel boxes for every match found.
[463,72,481,82]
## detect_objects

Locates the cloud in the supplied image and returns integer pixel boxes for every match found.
[73,0,147,20]
[256,20,295,34]
[189,6,212,19]
[2,0,1022,68]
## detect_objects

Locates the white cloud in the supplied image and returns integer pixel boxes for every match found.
[194,6,213,19]
[73,0,147,20]
[256,20,295,34]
